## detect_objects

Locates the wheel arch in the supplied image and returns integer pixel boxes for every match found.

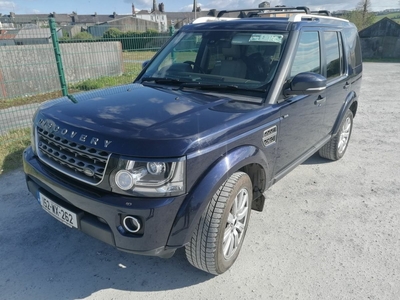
[332,91,358,136]
[166,145,269,247]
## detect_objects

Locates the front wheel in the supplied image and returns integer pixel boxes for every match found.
[185,172,252,275]
[319,109,354,160]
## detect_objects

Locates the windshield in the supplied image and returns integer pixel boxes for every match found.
[139,29,288,93]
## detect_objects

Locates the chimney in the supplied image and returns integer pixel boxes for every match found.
[158,3,164,12]
[192,0,197,18]
[208,9,217,16]
[52,12,56,17]
[71,12,78,23]
[132,4,136,15]
[113,12,117,18]
[259,1,271,8]
[94,12,97,17]
[152,0,157,12]
[10,12,15,18]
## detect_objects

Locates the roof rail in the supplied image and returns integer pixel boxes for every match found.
[192,17,239,24]
[288,13,349,23]
[311,10,331,16]
[217,6,311,18]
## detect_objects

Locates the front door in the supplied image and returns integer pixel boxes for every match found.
[274,31,326,174]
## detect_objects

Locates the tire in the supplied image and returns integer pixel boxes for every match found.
[185,172,252,275]
[319,109,353,161]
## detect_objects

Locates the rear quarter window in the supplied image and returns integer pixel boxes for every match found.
[343,27,362,69]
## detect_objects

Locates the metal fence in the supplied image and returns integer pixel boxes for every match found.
[0,17,171,137]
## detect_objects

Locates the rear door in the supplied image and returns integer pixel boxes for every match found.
[320,31,348,135]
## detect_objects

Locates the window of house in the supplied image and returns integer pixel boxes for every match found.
[290,31,320,78]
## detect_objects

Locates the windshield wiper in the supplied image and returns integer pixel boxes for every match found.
[141,77,188,84]
[178,82,266,92]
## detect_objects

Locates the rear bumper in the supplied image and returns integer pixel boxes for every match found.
[23,146,185,258]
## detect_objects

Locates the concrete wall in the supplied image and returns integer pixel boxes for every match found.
[0,41,123,99]
[361,36,400,59]
[88,17,159,37]
[61,42,123,83]
[107,17,159,33]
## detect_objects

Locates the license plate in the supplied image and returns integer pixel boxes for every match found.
[40,193,78,228]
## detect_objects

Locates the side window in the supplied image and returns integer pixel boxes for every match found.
[324,32,342,79]
[290,31,320,78]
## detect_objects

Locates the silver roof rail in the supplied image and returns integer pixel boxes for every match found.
[192,17,239,24]
[289,14,349,23]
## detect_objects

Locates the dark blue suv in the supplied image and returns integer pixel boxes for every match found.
[23,7,362,275]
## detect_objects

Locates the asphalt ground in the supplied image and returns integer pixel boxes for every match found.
[0,62,399,300]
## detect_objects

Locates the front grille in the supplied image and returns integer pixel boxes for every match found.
[37,127,110,185]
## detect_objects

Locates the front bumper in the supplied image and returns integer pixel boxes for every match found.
[23,147,186,258]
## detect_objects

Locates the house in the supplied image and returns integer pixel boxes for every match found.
[0,1,276,34]
[135,10,168,32]
[0,29,18,46]
[14,26,62,45]
[0,12,50,28]
[166,11,209,29]
[359,17,400,59]
[88,16,159,37]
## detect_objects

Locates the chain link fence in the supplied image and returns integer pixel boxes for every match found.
[0,17,171,136]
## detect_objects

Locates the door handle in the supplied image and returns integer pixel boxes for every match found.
[314,97,326,106]
[343,82,350,90]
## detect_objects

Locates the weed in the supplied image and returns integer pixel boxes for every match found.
[0,128,30,175]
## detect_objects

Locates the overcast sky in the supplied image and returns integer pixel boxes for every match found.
[0,0,397,15]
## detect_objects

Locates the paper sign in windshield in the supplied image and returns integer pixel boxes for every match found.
[249,34,283,43]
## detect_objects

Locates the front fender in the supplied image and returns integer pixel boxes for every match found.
[166,145,269,247]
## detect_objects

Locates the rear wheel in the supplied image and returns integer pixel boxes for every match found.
[185,172,252,275]
[319,109,353,161]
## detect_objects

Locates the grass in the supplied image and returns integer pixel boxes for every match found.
[374,12,400,23]
[0,128,30,175]
[70,73,139,91]
[0,91,65,110]
[123,50,157,61]
[364,58,400,63]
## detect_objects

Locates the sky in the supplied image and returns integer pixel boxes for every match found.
[0,0,397,16]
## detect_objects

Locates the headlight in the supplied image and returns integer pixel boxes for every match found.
[110,157,186,197]
[31,110,39,155]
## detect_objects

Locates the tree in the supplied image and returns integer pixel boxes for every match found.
[72,32,94,40]
[344,0,375,31]
[103,28,123,39]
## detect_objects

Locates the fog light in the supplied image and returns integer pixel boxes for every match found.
[115,170,134,190]
[123,216,141,233]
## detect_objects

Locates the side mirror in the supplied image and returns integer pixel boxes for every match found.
[285,72,327,96]
[142,60,150,69]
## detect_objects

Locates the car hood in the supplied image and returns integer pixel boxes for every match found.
[36,84,260,157]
